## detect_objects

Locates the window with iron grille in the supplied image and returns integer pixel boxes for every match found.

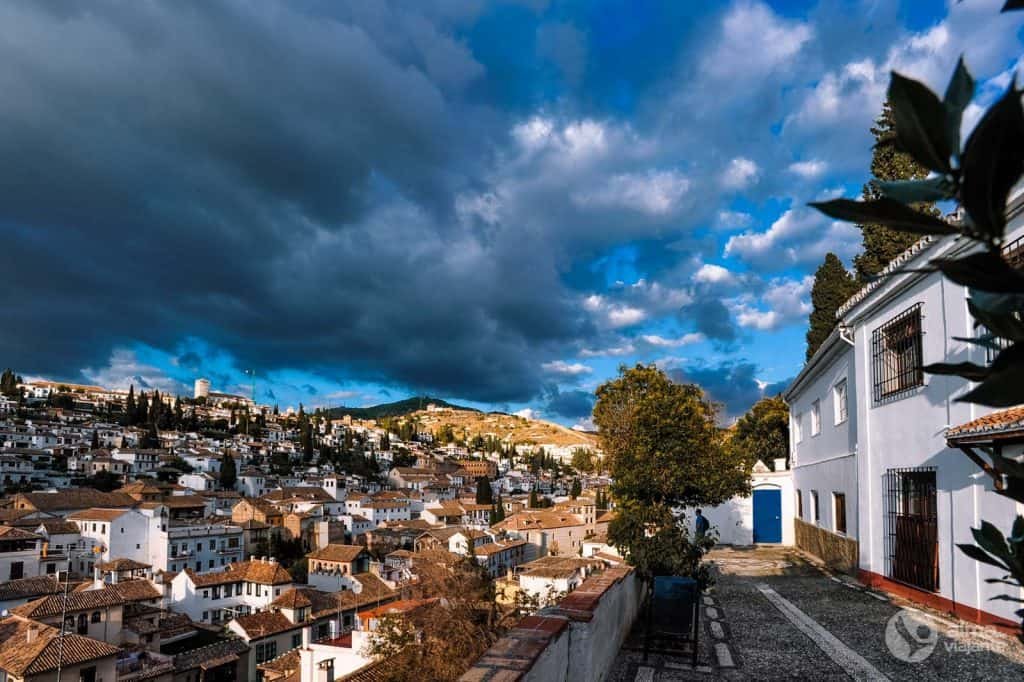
[980,234,1023,364]
[883,467,938,592]
[872,304,924,402]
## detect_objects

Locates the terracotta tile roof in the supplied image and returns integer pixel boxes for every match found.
[474,540,528,556]
[231,611,295,639]
[357,597,438,623]
[264,487,333,502]
[66,507,130,522]
[0,619,119,676]
[35,520,81,535]
[108,579,162,602]
[946,406,1024,443]
[0,575,63,602]
[258,649,300,682]
[495,510,586,531]
[307,544,368,563]
[185,559,293,587]
[172,638,249,673]
[14,489,136,512]
[13,586,125,617]
[340,658,392,681]
[270,588,312,610]
[0,525,41,541]
[97,558,151,571]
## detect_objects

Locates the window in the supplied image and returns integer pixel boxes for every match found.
[255,642,277,664]
[834,493,847,535]
[811,400,821,436]
[246,582,252,596]
[9,561,23,580]
[91,611,101,623]
[796,490,803,519]
[202,611,209,622]
[811,491,820,525]
[793,414,803,443]
[291,633,302,649]
[834,380,848,424]
[197,542,203,552]
[203,590,209,599]
[872,304,924,401]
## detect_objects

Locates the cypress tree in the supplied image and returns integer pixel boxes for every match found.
[220,451,238,490]
[126,385,136,424]
[570,478,582,499]
[853,100,938,281]
[806,253,859,359]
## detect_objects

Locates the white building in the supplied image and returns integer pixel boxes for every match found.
[67,505,245,574]
[784,203,1024,628]
[696,459,795,547]
[169,557,293,624]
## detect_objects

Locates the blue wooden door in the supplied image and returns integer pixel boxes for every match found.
[753,488,782,543]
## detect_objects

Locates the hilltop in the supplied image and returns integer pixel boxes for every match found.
[325,396,478,420]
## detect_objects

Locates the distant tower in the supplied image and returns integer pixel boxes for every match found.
[194,378,210,400]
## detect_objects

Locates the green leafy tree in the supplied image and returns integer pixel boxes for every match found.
[220,451,237,490]
[528,489,539,508]
[595,365,748,584]
[570,478,582,499]
[727,396,789,469]
[852,100,938,281]
[806,253,859,359]
[811,32,1024,638]
[0,369,20,397]
[570,448,595,474]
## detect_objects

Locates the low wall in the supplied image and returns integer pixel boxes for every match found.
[460,566,640,682]
[794,518,858,574]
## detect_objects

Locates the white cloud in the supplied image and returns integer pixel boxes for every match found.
[701,1,812,82]
[732,276,813,331]
[455,192,502,225]
[715,210,753,230]
[723,206,860,268]
[692,263,735,285]
[572,416,596,431]
[720,157,759,190]
[788,159,827,179]
[81,348,188,394]
[573,169,690,215]
[582,293,647,329]
[641,333,705,348]
[542,360,594,376]
[512,116,555,151]
[515,408,541,420]
[579,343,635,357]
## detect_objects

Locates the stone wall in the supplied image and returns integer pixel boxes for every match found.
[794,518,858,574]
[460,566,640,682]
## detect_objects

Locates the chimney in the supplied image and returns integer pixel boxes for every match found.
[773,458,787,472]
[302,625,312,649]
[26,624,39,643]
[250,555,256,562]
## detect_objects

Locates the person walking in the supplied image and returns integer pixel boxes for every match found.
[694,509,710,539]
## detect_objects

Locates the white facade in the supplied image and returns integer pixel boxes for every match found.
[784,203,1024,624]
[785,334,859,541]
[696,461,795,546]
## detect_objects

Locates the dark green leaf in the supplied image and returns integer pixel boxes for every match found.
[1004,0,1024,11]
[809,198,957,235]
[969,290,1024,315]
[968,301,1024,342]
[975,521,1011,559]
[876,176,955,204]
[961,81,1024,239]
[889,71,954,173]
[958,346,1024,406]
[958,542,1008,570]
[952,335,1004,352]
[933,251,1024,294]
[990,594,1024,603]
[924,361,989,382]
[943,56,975,157]
[1011,515,1024,544]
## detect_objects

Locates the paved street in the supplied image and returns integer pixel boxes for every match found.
[610,547,1024,681]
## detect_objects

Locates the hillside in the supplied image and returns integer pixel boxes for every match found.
[326,396,477,420]
[410,407,599,449]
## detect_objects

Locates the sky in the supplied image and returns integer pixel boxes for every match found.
[1,0,1022,427]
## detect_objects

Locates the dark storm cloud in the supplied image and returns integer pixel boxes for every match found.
[544,388,595,420]
[670,361,791,421]
[0,0,591,403]
[681,298,739,344]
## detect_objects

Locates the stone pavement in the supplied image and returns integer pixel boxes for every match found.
[609,546,1024,681]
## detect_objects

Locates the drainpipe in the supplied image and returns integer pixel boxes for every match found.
[838,325,855,346]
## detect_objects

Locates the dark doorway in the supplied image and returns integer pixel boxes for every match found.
[884,467,938,592]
